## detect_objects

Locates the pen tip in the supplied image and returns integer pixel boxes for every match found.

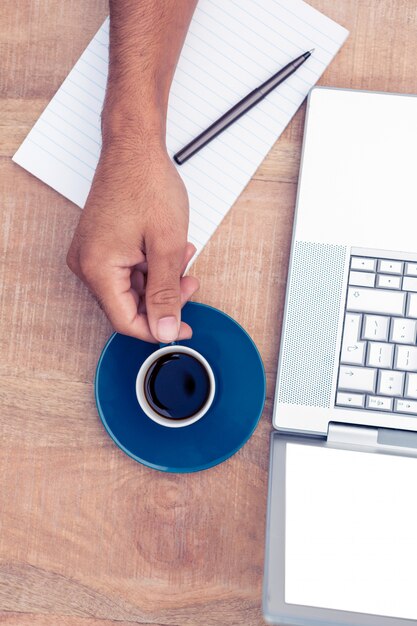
[309,48,315,54]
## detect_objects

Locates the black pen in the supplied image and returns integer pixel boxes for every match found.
[174,49,314,165]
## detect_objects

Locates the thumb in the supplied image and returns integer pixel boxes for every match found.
[145,238,184,343]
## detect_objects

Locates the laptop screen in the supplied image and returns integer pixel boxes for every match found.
[285,442,417,620]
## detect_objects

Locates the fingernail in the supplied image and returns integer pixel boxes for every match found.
[157,316,179,342]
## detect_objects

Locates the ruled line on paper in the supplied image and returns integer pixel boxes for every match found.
[13,0,348,258]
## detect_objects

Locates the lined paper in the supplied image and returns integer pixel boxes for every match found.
[13,0,348,256]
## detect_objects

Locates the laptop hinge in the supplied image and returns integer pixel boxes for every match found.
[327,422,378,447]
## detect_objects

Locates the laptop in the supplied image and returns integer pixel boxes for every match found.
[263,87,417,626]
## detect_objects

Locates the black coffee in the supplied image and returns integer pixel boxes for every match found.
[144,353,211,420]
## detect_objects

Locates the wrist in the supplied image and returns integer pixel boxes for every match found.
[101,96,167,154]
[96,124,171,180]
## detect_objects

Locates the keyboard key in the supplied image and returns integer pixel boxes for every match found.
[395,399,417,415]
[367,342,393,368]
[341,341,366,366]
[394,345,417,371]
[378,259,403,274]
[376,274,401,289]
[407,293,417,318]
[351,257,376,272]
[362,314,389,341]
[405,262,417,277]
[402,276,417,292]
[366,395,393,411]
[378,370,404,396]
[343,312,362,341]
[390,318,417,344]
[346,287,405,316]
[336,392,365,408]
[405,373,417,399]
[349,271,375,287]
[338,366,377,393]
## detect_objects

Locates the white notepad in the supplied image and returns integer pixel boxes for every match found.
[13,0,348,256]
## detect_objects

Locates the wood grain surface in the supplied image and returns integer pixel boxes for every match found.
[1,1,417,625]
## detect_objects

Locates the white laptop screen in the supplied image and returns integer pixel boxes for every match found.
[285,442,417,620]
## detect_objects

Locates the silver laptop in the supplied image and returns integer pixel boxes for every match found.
[263,87,417,626]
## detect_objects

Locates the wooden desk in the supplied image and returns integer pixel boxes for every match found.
[1,2,416,624]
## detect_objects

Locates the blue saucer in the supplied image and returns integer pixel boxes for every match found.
[95,302,266,473]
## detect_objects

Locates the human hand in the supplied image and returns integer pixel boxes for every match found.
[67,144,199,343]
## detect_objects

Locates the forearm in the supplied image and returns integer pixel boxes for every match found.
[104,0,197,150]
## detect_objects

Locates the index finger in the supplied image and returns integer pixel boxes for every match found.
[94,266,156,341]
[92,266,194,342]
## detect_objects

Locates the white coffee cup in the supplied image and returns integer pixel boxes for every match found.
[135,344,216,428]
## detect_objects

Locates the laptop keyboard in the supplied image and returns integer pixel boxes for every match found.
[336,254,417,416]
